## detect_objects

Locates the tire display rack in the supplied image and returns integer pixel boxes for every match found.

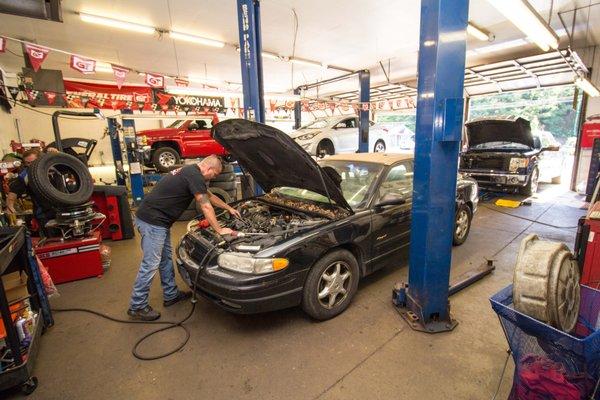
[0,227,53,395]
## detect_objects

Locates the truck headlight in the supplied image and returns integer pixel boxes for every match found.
[136,135,148,146]
[509,157,529,172]
[217,252,289,274]
[296,132,320,141]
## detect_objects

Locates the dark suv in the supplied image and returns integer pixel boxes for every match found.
[459,117,559,196]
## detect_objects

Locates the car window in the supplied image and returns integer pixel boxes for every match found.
[300,120,328,129]
[334,118,357,129]
[377,162,414,201]
[166,120,184,128]
[195,119,212,129]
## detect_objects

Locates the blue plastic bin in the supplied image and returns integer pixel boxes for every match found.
[490,284,600,399]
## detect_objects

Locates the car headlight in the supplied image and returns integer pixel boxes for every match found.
[509,157,529,172]
[137,135,148,146]
[217,252,289,274]
[296,132,320,141]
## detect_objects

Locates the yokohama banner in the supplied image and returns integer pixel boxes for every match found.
[63,80,153,110]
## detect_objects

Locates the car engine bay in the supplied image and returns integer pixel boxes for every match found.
[188,195,345,252]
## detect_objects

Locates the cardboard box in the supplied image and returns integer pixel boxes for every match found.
[2,271,29,303]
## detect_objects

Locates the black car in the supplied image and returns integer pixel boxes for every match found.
[459,117,559,195]
[176,119,478,320]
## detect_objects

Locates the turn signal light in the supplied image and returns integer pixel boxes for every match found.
[272,258,289,271]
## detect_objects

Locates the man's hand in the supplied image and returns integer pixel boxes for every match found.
[227,207,241,219]
[217,227,234,236]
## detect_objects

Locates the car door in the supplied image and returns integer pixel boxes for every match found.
[181,118,215,157]
[332,118,359,153]
[368,161,413,272]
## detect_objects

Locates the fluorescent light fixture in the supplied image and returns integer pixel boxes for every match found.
[79,13,155,34]
[290,58,324,68]
[575,77,600,97]
[467,22,491,41]
[377,84,400,90]
[166,86,242,97]
[470,38,528,54]
[264,93,301,101]
[261,51,280,60]
[169,31,225,48]
[487,0,559,51]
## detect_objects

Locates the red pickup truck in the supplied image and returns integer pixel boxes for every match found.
[137,114,228,172]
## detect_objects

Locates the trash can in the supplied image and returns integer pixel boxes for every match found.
[490,284,600,399]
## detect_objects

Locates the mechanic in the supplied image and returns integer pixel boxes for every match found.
[6,148,57,236]
[128,155,241,321]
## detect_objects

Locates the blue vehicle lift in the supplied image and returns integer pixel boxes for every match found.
[392,0,470,332]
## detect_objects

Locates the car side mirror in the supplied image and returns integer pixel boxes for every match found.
[375,193,406,208]
[541,145,560,152]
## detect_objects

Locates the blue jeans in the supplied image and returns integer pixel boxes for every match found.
[130,217,180,310]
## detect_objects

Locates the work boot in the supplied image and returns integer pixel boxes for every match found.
[127,305,161,321]
[163,291,192,307]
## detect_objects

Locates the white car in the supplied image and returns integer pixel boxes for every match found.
[289,116,399,155]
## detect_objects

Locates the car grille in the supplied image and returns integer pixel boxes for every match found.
[462,156,507,171]
[184,235,214,264]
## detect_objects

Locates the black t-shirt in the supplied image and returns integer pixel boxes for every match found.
[136,165,208,227]
[9,170,54,221]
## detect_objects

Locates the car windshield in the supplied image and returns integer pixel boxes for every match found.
[166,120,185,128]
[274,160,384,210]
[299,120,329,129]
[471,141,531,150]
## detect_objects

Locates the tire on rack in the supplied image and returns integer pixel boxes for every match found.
[302,249,360,321]
[152,147,180,173]
[28,152,93,208]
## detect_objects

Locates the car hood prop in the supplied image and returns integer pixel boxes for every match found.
[212,119,353,213]
[465,117,534,149]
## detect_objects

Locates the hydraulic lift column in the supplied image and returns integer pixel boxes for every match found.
[358,70,370,153]
[237,0,266,196]
[394,0,469,332]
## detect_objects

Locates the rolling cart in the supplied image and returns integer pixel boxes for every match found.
[0,227,53,395]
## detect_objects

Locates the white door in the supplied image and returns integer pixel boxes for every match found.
[332,118,359,153]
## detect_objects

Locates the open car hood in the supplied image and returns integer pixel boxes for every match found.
[465,117,533,149]
[213,119,353,213]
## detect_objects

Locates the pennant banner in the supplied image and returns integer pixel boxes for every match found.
[44,91,57,105]
[25,44,50,72]
[174,78,189,87]
[70,55,96,74]
[145,73,164,88]
[111,64,130,89]
[63,80,153,110]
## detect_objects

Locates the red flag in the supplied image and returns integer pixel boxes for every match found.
[145,73,164,88]
[0,37,6,53]
[25,44,50,72]
[174,78,189,87]
[25,89,39,102]
[285,100,295,110]
[111,64,130,89]
[156,92,173,106]
[361,103,369,111]
[388,100,394,110]
[328,102,336,112]
[44,91,56,105]
[70,55,96,74]
[269,100,277,112]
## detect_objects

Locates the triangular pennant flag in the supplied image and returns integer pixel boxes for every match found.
[151,103,158,111]
[183,106,191,115]
[25,89,39,102]
[174,78,189,87]
[269,100,277,113]
[361,103,369,111]
[145,73,164,88]
[0,37,6,53]
[8,87,19,101]
[111,65,130,89]
[137,101,145,113]
[25,43,50,72]
[111,100,120,111]
[44,91,57,105]
[161,104,169,113]
[328,102,336,112]
[70,55,96,74]
[96,98,106,107]
[80,95,90,108]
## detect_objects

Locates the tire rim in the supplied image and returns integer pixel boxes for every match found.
[317,261,352,309]
[374,142,386,152]
[48,164,81,194]
[531,169,539,194]
[455,209,469,240]
[159,152,176,167]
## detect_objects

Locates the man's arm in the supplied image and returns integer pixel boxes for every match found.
[6,192,17,214]
[207,191,241,218]
[195,193,232,235]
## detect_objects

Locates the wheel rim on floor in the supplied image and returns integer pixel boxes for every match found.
[159,152,177,168]
[318,261,352,309]
[455,209,469,241]
[374,142,386,152]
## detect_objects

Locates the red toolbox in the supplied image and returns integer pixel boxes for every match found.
[33,232,103,284]
[578,202,600,288]
[91,185,134,241]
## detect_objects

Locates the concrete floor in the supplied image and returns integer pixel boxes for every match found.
[2,182,587,400]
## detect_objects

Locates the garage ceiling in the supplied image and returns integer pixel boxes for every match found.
[0,0,598,96]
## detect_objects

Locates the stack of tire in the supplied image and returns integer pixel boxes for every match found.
[28,152,94,208]
[177,162,237,221]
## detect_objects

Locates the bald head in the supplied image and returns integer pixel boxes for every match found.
[198,155,223,181]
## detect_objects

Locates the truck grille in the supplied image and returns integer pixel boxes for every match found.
[462,156,507,171]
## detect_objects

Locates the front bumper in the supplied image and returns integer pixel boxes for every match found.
[175,244,305,314]
[460,171,529,188]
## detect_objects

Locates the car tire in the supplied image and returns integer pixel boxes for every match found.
[212,172,235,182]
[551,175,562,184]
[210,180,236,191]
[453,204,472,246]
[28,152,94,207]
[302,249,360,321]
[152,147,180,173]
[520,167,539,196]
[316,140,335,156]
[208,187,232,204]
[373,140,386,153]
